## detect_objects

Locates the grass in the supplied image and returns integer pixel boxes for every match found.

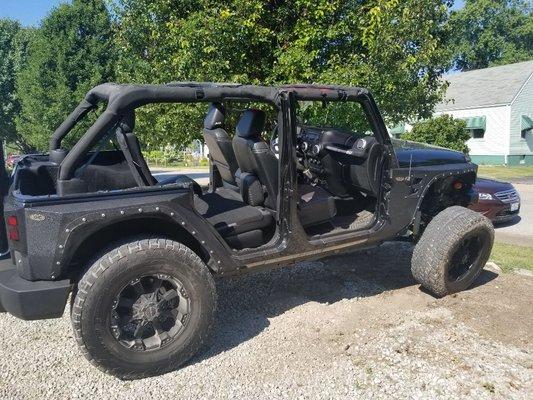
[477,165,533,181]
[489,242,533,272]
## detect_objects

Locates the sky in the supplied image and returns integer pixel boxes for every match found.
[0,0,68,26]
[1,0,466,27]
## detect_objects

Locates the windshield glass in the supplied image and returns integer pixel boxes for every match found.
[296,100,374,136]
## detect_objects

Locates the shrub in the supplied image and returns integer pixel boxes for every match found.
[402,115,470,153]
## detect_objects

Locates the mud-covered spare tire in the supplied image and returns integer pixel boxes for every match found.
[412,206,494,297]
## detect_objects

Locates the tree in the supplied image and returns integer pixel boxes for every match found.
[402,114,470,152]
[15,0,115,151]
[0,19,33,152]
[113,0,454,148]
[450,0,533,71]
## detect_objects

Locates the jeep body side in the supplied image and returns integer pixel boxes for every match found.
[0,83,492,378]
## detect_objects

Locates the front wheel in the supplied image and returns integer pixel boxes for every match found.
[71,237,216,379]
[411,206,494,297]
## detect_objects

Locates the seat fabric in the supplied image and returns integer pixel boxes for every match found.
[203,103,239,188]
[194,188,273,237]
[231,109,337,226]
[232,109,278,209]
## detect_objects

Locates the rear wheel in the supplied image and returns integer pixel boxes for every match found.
[71,237,216,379]
[411,206,494,297]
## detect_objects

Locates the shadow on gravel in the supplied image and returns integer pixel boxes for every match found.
[189,242,497,367]
[469,269,498,289]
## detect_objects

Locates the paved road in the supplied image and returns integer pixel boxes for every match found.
[494,183,533,246]
[153,168,531,246]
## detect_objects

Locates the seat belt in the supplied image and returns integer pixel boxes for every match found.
[115,129,148,187]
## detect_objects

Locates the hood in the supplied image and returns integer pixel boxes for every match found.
[473,177,514,193]
[392,139,469,167]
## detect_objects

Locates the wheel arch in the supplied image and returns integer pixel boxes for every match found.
[408,168,477,237]
[63,215,213,281]
[419,172,476,217]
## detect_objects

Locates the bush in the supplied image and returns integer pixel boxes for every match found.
[144,148,209,168]
[402,115,470,153]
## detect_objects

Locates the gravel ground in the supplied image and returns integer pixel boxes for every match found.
[0,242,531,399]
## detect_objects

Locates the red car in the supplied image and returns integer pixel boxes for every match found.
[469,177,520,223]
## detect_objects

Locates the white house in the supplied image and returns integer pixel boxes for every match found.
[435,61,533,165]
[390,61,533,165]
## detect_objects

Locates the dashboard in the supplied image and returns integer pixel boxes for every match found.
[295,125,381,196]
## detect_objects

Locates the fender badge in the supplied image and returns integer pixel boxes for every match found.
[29,213,45,222]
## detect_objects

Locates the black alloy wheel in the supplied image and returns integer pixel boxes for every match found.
[111,274,191,352]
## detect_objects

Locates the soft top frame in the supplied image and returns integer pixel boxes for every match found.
[51,82,383,184]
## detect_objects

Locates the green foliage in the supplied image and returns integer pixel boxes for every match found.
[0,19,33,152]
[114,0,454,148]
[298,101,372,133]
[15,0,115,151]
[144,148,209,167]
[450,0,533,70]
[275,0,453,122]
[402,114,470,152]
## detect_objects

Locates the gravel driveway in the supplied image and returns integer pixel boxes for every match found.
[0,243,531,399]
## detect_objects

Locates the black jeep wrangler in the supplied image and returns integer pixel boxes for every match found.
[0,83,493,378]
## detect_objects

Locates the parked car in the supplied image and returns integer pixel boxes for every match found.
[0,82,494,378]
[5,154,21,169]
[470,178,520,223]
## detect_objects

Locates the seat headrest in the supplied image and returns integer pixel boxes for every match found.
[204,103,225,129]
[236,109,266,139]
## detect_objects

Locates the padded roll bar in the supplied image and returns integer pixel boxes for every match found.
[54,82,389,192]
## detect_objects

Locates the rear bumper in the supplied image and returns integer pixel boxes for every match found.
[0,256,71,320]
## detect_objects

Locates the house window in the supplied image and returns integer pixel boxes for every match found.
[471,128,485,139]
[463,116,486,139]
[521,115,533,139]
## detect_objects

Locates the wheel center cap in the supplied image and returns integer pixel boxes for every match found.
[142,304,158,321]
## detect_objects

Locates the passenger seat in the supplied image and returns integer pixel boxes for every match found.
[203,103,239,190]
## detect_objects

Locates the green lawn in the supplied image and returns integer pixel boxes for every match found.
[477,165,533,181]
[489,242,533,272]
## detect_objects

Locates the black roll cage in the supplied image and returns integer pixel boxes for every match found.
[51,82,392,188]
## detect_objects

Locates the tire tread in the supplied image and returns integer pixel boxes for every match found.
[71,236,216,379]
[411,206,494,297]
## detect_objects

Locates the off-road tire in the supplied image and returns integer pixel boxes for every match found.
[412,206,494,297]
[71,237,216,379]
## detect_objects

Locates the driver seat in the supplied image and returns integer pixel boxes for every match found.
[232,109,336,226]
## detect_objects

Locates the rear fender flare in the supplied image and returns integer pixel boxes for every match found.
[56,204,236,277]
